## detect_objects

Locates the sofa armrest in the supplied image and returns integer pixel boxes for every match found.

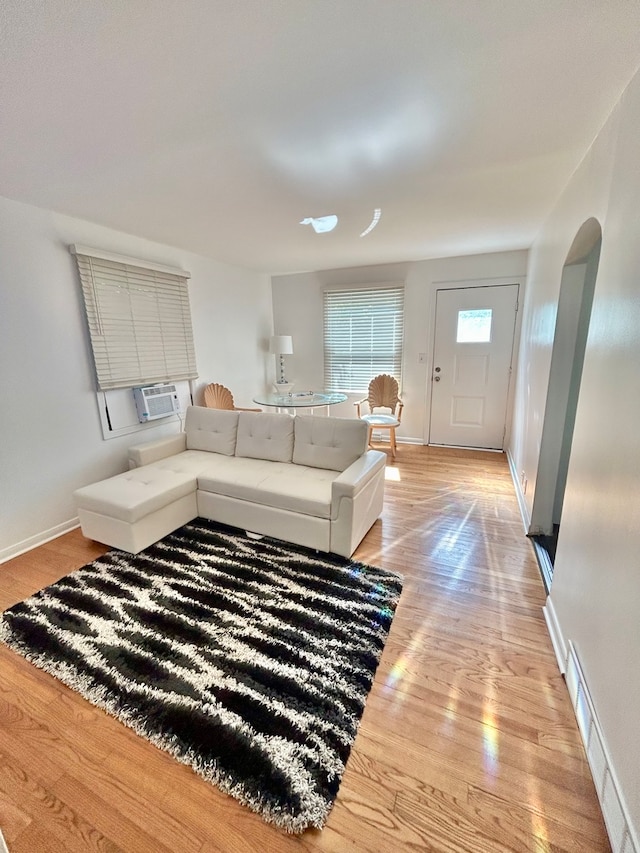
[128,433,187,468]
[332,450,386,501]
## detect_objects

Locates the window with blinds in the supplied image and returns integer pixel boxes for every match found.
[71,246,198,391]
[323,285,404,393]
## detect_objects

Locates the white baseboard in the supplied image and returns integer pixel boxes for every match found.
[0,518,80,564]
[563,641,638,853]
[544,604,637,853]
[370,432,423,446]
[506,447,530,533]
[543,596,567,674]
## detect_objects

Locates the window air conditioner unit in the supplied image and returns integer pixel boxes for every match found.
[133,384,180,422]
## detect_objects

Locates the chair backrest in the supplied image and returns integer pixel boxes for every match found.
[366,374,400,411]
[203,383,236,410]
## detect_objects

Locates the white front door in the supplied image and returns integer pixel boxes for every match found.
[429,284,519,449]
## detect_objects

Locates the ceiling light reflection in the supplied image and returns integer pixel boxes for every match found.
[360,208,382,237]
[300,215,338,233]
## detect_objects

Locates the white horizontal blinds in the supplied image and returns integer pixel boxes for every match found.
[323,285,404,393]
[74,252,197,390]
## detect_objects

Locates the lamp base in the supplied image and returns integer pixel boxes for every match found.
[273,381,294,394]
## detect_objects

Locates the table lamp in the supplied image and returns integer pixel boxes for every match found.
[269,335,294,393]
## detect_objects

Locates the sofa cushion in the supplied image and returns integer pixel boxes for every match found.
[235,411,294,463]
[198,456,336,519]
[185,406,239,456]
[293,415,368,472]
[148,450,218,476]
[128,433,187,468]
[74,468,196,524]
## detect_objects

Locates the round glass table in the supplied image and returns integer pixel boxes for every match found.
[253,391,348,413]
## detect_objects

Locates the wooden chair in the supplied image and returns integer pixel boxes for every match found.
[203,383,262,412]
[355,374,404,459]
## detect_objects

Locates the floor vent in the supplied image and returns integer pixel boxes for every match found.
[565,641,637,853]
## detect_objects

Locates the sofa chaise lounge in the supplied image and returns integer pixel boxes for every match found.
[74,406,387,558]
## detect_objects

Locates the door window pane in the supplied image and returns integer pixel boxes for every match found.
[457,309,492,343]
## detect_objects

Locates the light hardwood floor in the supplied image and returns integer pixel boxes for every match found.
[0,446,610,852]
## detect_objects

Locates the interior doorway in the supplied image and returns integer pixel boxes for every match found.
[530,218,602,590]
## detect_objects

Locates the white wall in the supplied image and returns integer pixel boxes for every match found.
[509,70,640,838]
[0,195,272,560]
[271,251,528,439]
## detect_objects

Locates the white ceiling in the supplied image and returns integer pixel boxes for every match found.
[1,1,639,275]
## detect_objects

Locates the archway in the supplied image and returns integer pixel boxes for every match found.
[530,218,602,589]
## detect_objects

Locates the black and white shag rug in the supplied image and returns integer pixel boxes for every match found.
[0,519,402,833]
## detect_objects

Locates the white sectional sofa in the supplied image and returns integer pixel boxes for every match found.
[74,406,386,558]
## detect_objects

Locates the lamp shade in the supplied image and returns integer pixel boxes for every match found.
[269,335,293,355]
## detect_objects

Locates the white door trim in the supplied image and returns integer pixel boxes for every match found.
[422,274,526,447]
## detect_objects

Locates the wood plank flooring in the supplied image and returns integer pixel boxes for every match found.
[0,445,610,852]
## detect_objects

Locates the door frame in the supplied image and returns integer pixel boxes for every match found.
[423,275,526,448]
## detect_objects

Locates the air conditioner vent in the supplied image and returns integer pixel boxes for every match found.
[144,384,177,397]
[133,384,180,422]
